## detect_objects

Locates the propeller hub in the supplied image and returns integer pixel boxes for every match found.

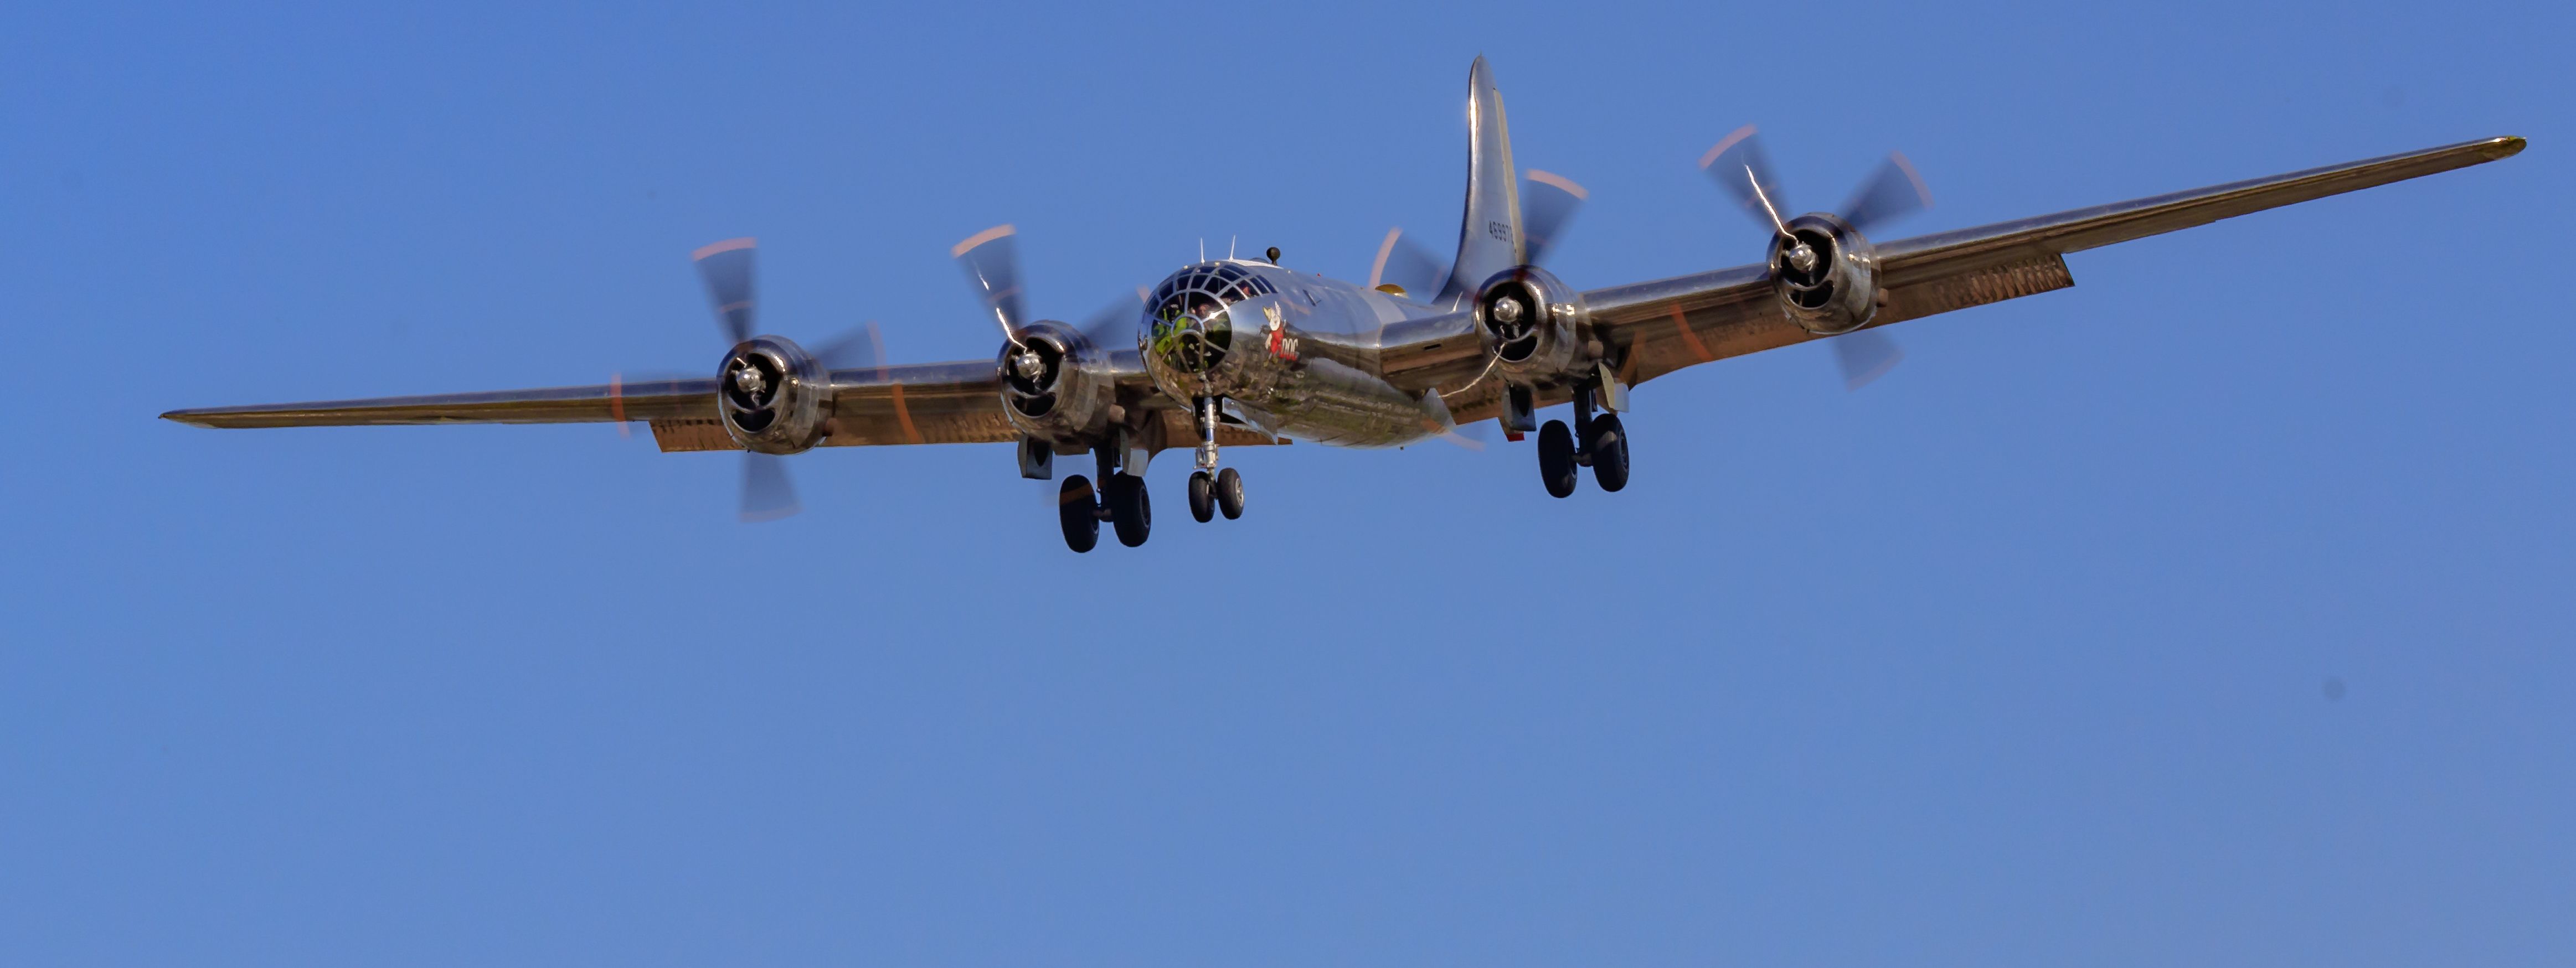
[1785,243,1818,275]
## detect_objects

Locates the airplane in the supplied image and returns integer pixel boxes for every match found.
[162,57,2525,552]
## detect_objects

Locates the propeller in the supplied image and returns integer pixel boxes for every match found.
[1368,227,1449,298]
[1415,388,1491,452]
[951,224,1027,348]
[1521,169,1587,267]
[682,237,884,522]
[1371,170,1589,299]
[1700,125,1934,391]
[693,237,759,344]
[1077,286,1151,349]
[954,223,1151,375]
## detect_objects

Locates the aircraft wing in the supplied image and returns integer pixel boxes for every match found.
[162,360,1024,451]
[161,354,1275,453]
[1573,135,2524,389]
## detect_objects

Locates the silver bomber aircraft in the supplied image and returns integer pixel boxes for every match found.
[164,57,2525,552]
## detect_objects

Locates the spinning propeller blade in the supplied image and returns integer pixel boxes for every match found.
[1521,169,1587,266]
[1416,389,1490,451]
[952,224,1026,347]
[740,452,801,523]
[1699,125,1791,235]
[1831,329,1905,391]
[1368,227,1450,298]
[808,320,886,372]
[692,237,759,345]
[1839,152,1935,235]
[1078,287,1150,348]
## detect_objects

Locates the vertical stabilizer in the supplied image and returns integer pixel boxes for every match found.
[1440,56,1523,305]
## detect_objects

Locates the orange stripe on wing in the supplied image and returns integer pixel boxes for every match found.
[889,384,923,444]
[610,371,628,437]
[1667,304,1713,363]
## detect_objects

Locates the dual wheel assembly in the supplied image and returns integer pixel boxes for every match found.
[1535,412,1629,499]
[1055,468,1244,552]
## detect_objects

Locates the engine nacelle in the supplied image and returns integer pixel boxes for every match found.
[1474,265,1589,381]
[718,335,831,454]
[1769,212,1881,335]
[996,320,1116,445]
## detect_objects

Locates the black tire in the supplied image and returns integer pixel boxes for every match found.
[1537,420,1578,498]
[1188,470,1215,523]
[1109,473,1152,547]
[1588,412,1630,493]
[1058,475,1099,553]
[1215,467,1245,520]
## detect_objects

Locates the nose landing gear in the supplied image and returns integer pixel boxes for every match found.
[1534,382,1630,499]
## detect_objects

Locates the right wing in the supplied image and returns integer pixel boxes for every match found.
[1580,134,2525,389]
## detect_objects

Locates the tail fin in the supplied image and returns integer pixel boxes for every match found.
[1439,56,1524,304]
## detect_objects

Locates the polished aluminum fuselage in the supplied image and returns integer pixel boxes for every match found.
[1135,259,1474,448]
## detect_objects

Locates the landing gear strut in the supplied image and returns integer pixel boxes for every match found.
[1187,396,1247,525]
[1535,382,1630,498]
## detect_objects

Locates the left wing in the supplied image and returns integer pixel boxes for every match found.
[162,355,1278,453]
[161,361,1018,451]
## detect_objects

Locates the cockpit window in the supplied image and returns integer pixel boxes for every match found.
[1146,262,1276,375]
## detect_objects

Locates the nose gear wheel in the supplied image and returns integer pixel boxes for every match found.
[1188,471,1216,523]
[1215,467,1245,520]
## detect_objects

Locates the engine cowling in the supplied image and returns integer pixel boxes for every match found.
[997,320,1116,445]
[1474,265,1589,381]
[718,335,831,454]
[1769,212,1881,335]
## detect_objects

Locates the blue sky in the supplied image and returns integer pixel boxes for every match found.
[3,1,2569,964]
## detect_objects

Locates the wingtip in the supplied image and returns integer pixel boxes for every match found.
[2488,135,2527,159]
[160,409,213,427]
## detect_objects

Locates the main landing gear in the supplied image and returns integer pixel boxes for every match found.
[1536,383,1628,499]
[1186,396,1248,525]
[1059,439,1154,553]
[1058,401,1253,552]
